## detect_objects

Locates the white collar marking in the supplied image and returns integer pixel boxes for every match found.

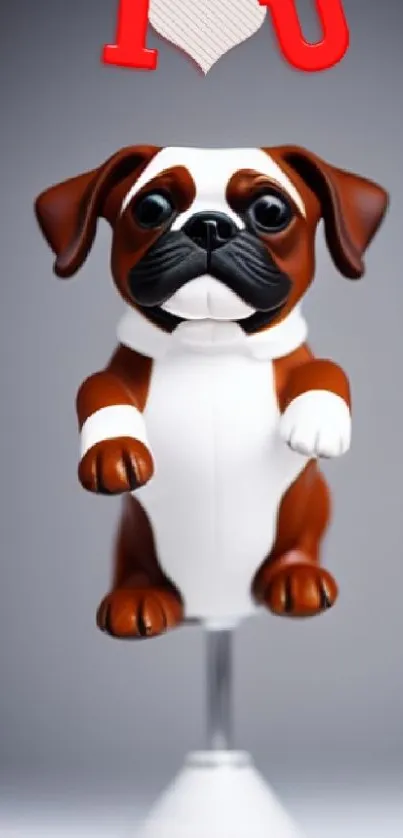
[117,304,308,362]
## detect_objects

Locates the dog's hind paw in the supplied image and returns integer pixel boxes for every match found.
[262,557,338,618]
[96,587,184,639]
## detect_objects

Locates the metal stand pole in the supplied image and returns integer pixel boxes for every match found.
[205,628,234,751]
[139,625,305,837]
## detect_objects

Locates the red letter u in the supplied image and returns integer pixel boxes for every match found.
[260,0,350,72]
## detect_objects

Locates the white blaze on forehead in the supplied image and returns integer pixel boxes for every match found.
[120,147,306,221]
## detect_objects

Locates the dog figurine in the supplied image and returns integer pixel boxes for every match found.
[35,146,388,638]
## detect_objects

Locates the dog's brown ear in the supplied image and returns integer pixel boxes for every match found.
[34,145,160,278]
[273,146,389,278]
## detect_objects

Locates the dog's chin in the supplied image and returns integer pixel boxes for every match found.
[160,275,256,322]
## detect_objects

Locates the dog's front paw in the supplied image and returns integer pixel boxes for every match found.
[78,436,154,494]
[280,390,351,458]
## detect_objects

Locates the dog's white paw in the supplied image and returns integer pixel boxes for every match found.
[280,390,351,458]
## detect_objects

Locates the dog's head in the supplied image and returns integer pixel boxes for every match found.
[35,145,388,335]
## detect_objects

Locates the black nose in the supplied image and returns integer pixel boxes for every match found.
[182,211,238,251]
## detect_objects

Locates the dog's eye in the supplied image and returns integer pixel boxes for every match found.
[246,192,293,234]
[132,191,175,229]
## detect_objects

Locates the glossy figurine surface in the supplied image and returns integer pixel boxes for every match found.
[35,146,388,638]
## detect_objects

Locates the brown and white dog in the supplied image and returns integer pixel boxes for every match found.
[35,145,388,637]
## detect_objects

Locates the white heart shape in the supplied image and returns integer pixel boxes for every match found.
[149,0,267,74]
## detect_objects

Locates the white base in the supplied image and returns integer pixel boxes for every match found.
[138,751,305,838]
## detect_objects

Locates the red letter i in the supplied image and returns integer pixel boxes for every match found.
[102,0,158,71]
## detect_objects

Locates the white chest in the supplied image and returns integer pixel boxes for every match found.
[135,350,307,624]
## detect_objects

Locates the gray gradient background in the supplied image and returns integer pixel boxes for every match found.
[1,0,402,834]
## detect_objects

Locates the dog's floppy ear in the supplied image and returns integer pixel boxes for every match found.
[34,145,160,278]
[272,146,389,279]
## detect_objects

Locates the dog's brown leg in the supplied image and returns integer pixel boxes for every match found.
[253,460,338,618]
[97,495,184,639]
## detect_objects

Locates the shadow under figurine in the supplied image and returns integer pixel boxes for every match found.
[35,146,388,638]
